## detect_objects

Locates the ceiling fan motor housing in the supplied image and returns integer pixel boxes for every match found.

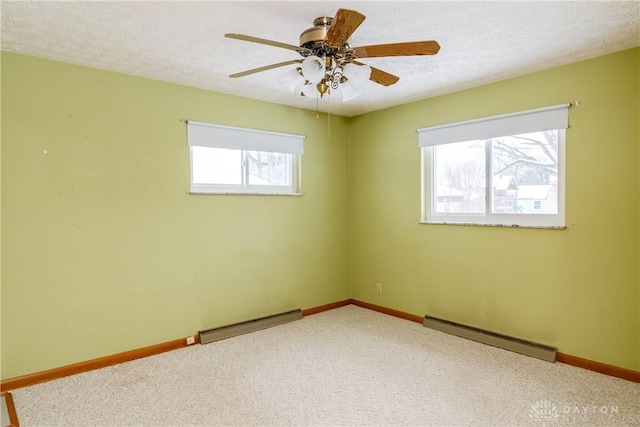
[299,17,333,48]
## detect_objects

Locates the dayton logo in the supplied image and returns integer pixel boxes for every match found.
[529,400,559,426]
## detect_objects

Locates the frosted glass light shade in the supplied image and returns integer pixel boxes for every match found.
[338,80,362,102]
[353,64,372,85]
[278,68,305,93]
[301,56,326,84]
[342,63,360,79]
[293,78,306,96]
[302,82,318,98]
[343,63,371,88]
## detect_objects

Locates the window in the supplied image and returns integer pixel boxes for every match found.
[419,104,568,228]
[187,121,304,195]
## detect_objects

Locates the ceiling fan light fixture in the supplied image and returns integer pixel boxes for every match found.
[342,62,359,80]
[302,82,319,98]
[294,78,307,96]
[343,63,371,88]
[336,79,362,102]
[278,67,305,93]
[301,55,326,84]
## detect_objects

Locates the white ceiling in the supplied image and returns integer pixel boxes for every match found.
[2,1,639,117]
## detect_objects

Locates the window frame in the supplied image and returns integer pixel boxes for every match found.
[419,104,568,229]
[187,121,304,196]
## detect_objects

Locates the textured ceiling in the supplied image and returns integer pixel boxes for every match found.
[2,1,639,117]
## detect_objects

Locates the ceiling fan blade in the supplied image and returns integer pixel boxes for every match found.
[225,33,309,54]
[324,9,366,48]
[353,60,400,86]
[368,67,400,86]
[229,60,302,78]
[353,41,441,58]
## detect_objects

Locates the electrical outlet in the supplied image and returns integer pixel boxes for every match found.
[376,283,383,294]
[186,336,196,345]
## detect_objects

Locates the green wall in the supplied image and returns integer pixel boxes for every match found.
[2,48,639,379]
[1,52,350,379]
[349,48,640,371]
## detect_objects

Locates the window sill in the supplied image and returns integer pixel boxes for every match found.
[419,221,566,230]
[190,192,303,196]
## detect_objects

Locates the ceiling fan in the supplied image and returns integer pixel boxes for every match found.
[225,8,440,101]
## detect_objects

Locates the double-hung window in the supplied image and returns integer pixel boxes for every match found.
[187,121,304,195]
[419,104,569,228]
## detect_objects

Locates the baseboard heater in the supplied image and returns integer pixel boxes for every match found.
[199,309,302,345]
[423,315,557,362]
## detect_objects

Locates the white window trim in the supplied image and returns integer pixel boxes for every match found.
[419,104,569,229]
[187,121,304,196]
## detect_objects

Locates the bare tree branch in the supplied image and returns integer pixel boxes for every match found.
[494,159,557,177]
[511,135,557,162]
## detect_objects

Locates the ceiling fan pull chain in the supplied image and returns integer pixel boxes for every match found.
[328,92,331,145]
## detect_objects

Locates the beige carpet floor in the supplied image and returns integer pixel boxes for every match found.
[11,305,640,426]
